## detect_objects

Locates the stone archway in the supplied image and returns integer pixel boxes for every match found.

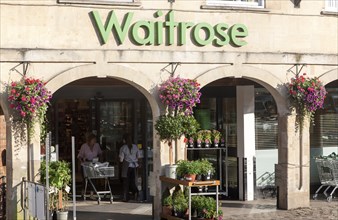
[46,63,160,117]
[45,63,163,218]
[318,68,338,86]
[195,65,288,115]
[195,65,311,210]
[195,65,286,201]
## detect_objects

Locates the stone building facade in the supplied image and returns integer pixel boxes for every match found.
[0,0,337,219]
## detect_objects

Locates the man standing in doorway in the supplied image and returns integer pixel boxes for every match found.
[119,134,141,202]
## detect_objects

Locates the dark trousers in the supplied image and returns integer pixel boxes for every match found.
[122,167,138,200]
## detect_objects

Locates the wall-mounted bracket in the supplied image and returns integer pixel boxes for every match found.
[9,62,30,77]
[161,62,181,77]
[287,64,306,77]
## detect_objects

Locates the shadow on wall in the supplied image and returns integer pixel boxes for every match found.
[1,149,5,167]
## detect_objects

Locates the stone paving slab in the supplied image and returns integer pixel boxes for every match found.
[67,198,338,220]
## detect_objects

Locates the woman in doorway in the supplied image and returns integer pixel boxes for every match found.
[119,134,141,202]
[78,133,103,163]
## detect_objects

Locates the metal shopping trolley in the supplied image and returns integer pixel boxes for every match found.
[313,158,338,202]
[82,163,115,204]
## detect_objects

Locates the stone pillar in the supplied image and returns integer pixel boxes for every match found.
[236,86,255,201]
[6,119,28,220]
[29,122,41,183]
[153,132,168,220]
[6,118,41,220]
[275,112,310,210]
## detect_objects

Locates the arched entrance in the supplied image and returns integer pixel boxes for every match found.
[310,79,338,194]
[195,66,284,202]
[190,77,279,201]
[44,63,161,218]
[47,76,155,202]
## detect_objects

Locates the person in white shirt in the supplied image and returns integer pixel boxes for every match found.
[119,134,141,202]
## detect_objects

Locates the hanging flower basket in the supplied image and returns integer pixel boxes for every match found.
[288,73,327,126]
[8,77,52,139]
[159,77,201,115]
[155,76,201,165]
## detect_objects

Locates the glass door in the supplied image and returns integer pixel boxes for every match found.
[91,100,134,180]
[221,97,238,199]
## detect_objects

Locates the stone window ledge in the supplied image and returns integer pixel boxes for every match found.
[321,10,338,16]
[201,4,270,13]
[57,0,141,7]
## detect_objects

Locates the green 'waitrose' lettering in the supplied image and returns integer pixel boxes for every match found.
[91,10,248,47]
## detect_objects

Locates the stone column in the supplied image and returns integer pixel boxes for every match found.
[6,118,41,220]
[236,86,255,201]
[6,119,28,220]
[153,131,167,220]
[275,112,310,210]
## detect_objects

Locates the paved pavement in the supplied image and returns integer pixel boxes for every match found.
[67,197,338,220]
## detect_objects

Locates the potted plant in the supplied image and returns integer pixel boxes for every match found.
[182,115,200,148]
[155,115,184,178]
[196,131,203,148]
[202,130,212,148]
[40,160,71,220]
[221,137,225,148]
[187,136,195,148]
[172,189,188,218]
[202,196,217,220]
[212,130,221,147]
[176,160,200,182]
[199,159,215,181]
[185,160,200,182]
[191,196,205,218]
[162,188,173,216]
[176,160,188,180]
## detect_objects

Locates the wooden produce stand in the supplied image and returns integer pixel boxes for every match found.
[160,176,220,220]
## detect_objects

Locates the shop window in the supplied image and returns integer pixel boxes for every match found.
[206,0,265,8]
[325,0,338,12]
[310,83,338,149]
[255,88,278,150]
[58,0,135,5]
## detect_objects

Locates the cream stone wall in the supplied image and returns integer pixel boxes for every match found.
[0,0,337,219]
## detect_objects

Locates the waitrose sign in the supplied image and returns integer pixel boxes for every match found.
[91,10,248,47]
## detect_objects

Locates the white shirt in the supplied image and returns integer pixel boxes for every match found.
[119,144,140,168]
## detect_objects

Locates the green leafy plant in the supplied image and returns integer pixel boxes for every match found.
[198,159,215,176]
[181,116,200,138]
[172,189,188,214]
[155,115,185,142]
[176,160,200,177]
[162,188,173,207]
[191,196,205,217]
[195,131,203,145]
[40,160,71,211]
[202,196,217,219]
[212,130,222,144]
[201,130,212,144]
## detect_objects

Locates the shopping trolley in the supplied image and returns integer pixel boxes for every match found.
[256,172,276,199]
[313,158,338,202]
[82,163,115,204]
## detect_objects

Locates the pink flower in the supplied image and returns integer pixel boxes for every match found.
[20,111,26,117]
[30,97,36,104]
